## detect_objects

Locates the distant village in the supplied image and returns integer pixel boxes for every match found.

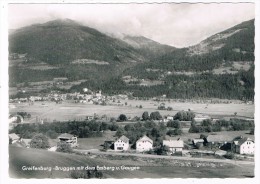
[9,83,255,161]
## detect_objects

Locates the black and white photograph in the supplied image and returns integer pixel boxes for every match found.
[0,0,259,182]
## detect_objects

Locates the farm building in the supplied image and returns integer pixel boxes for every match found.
[136,135,153,152]
[9,133,20,144]
[163,138,184,153]
[162,116,174,123]
[192,138,204,145]
[194,114,211,122]
[58,133,78,147]
[204,134,230,145]
[9,114,24,123]
[114,135,129,151]
[232,137,255,155]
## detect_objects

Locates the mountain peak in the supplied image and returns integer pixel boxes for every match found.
[41,18,80,27]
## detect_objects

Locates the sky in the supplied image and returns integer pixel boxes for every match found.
[8,3,255,47]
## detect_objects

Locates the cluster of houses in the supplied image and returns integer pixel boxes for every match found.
[9,132,255,156]
[10,88,129,106]
[107,134,255,155]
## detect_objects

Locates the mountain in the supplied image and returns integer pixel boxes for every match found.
[145,19,255,72]
[121,35,176,58]
[188,19,255,56]
[9,19,146,65]
[9,19,255,100]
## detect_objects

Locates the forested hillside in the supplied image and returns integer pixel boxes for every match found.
[9,19,255,100]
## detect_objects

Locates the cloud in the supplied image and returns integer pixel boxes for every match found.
[8,3,255,47]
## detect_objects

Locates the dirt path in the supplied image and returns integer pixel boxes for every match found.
[74,149,254,166]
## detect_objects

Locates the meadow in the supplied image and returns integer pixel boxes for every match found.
[9,146,254,178]
[9,99,254,123]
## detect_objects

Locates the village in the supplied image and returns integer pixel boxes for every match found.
[8,85,255,162]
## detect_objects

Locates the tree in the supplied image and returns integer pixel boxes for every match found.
[173,128,182,135]
[201,119,212,126]
[142,111,149,121]
[167,106,173,111]
[118,114,127,122]
[155,145,170,155]
[250,127,254,135]
[30,133,50,149]
[115,127,125,137]
[174,111,195,121]
[167,120,180,128]
[56,142,73,153]
[150,111,162,120]
[45,130,58,139]
[166,129,175,136]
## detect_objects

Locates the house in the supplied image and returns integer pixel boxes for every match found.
[58,133,78,147]
[86,116,94,120]
[114,135,129,151]
[162,116,174,123]
[205,134,230,145]
[9,115,24,123]
[136,135,153,152]
[83,88,89,93]
[194,114,211,122]
[9,133,20,144]
[192,138,204,145]
[232,137,255,155]
[163,138,184,153]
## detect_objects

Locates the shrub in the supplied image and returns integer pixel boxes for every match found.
[195,142,203,149]
[118,114,127,122]
[30,133,50,149]
[224,152,235,159]
[70,169,103,179]
[56,142,73,153]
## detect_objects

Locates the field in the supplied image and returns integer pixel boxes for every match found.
[9,99,254,123]
[9,146,254,178]
[77,131,116,150]
[174,130,254,142]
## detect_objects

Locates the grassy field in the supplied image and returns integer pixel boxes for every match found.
[9,146,254,178]
[77,131,116,150]
[173,130,254,142]
[9,99,254,122]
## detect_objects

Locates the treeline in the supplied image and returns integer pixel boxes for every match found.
[9,63,117,85]
[10,120,119,139]
[189,118,254,133]
[116,121,168,147]
[71,67,254,100]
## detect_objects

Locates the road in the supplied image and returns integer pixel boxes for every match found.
[74,149,254,166]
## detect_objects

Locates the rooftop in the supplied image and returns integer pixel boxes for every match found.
[117,135,129,143]
[136,135,153,144]
[58,133,75,139]
[163,139,184,148]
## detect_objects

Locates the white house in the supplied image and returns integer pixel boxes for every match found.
[232,137,255,155]
[9,133,20,144]
[162,116,174,123]
[58,133,78,147]
[136,135,153,152]
[83,88,89,93]
[194,114,211,122]
[114,135,129,151]
[163,138,184,153]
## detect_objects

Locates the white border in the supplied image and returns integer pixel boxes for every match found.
[0,1,259,184]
